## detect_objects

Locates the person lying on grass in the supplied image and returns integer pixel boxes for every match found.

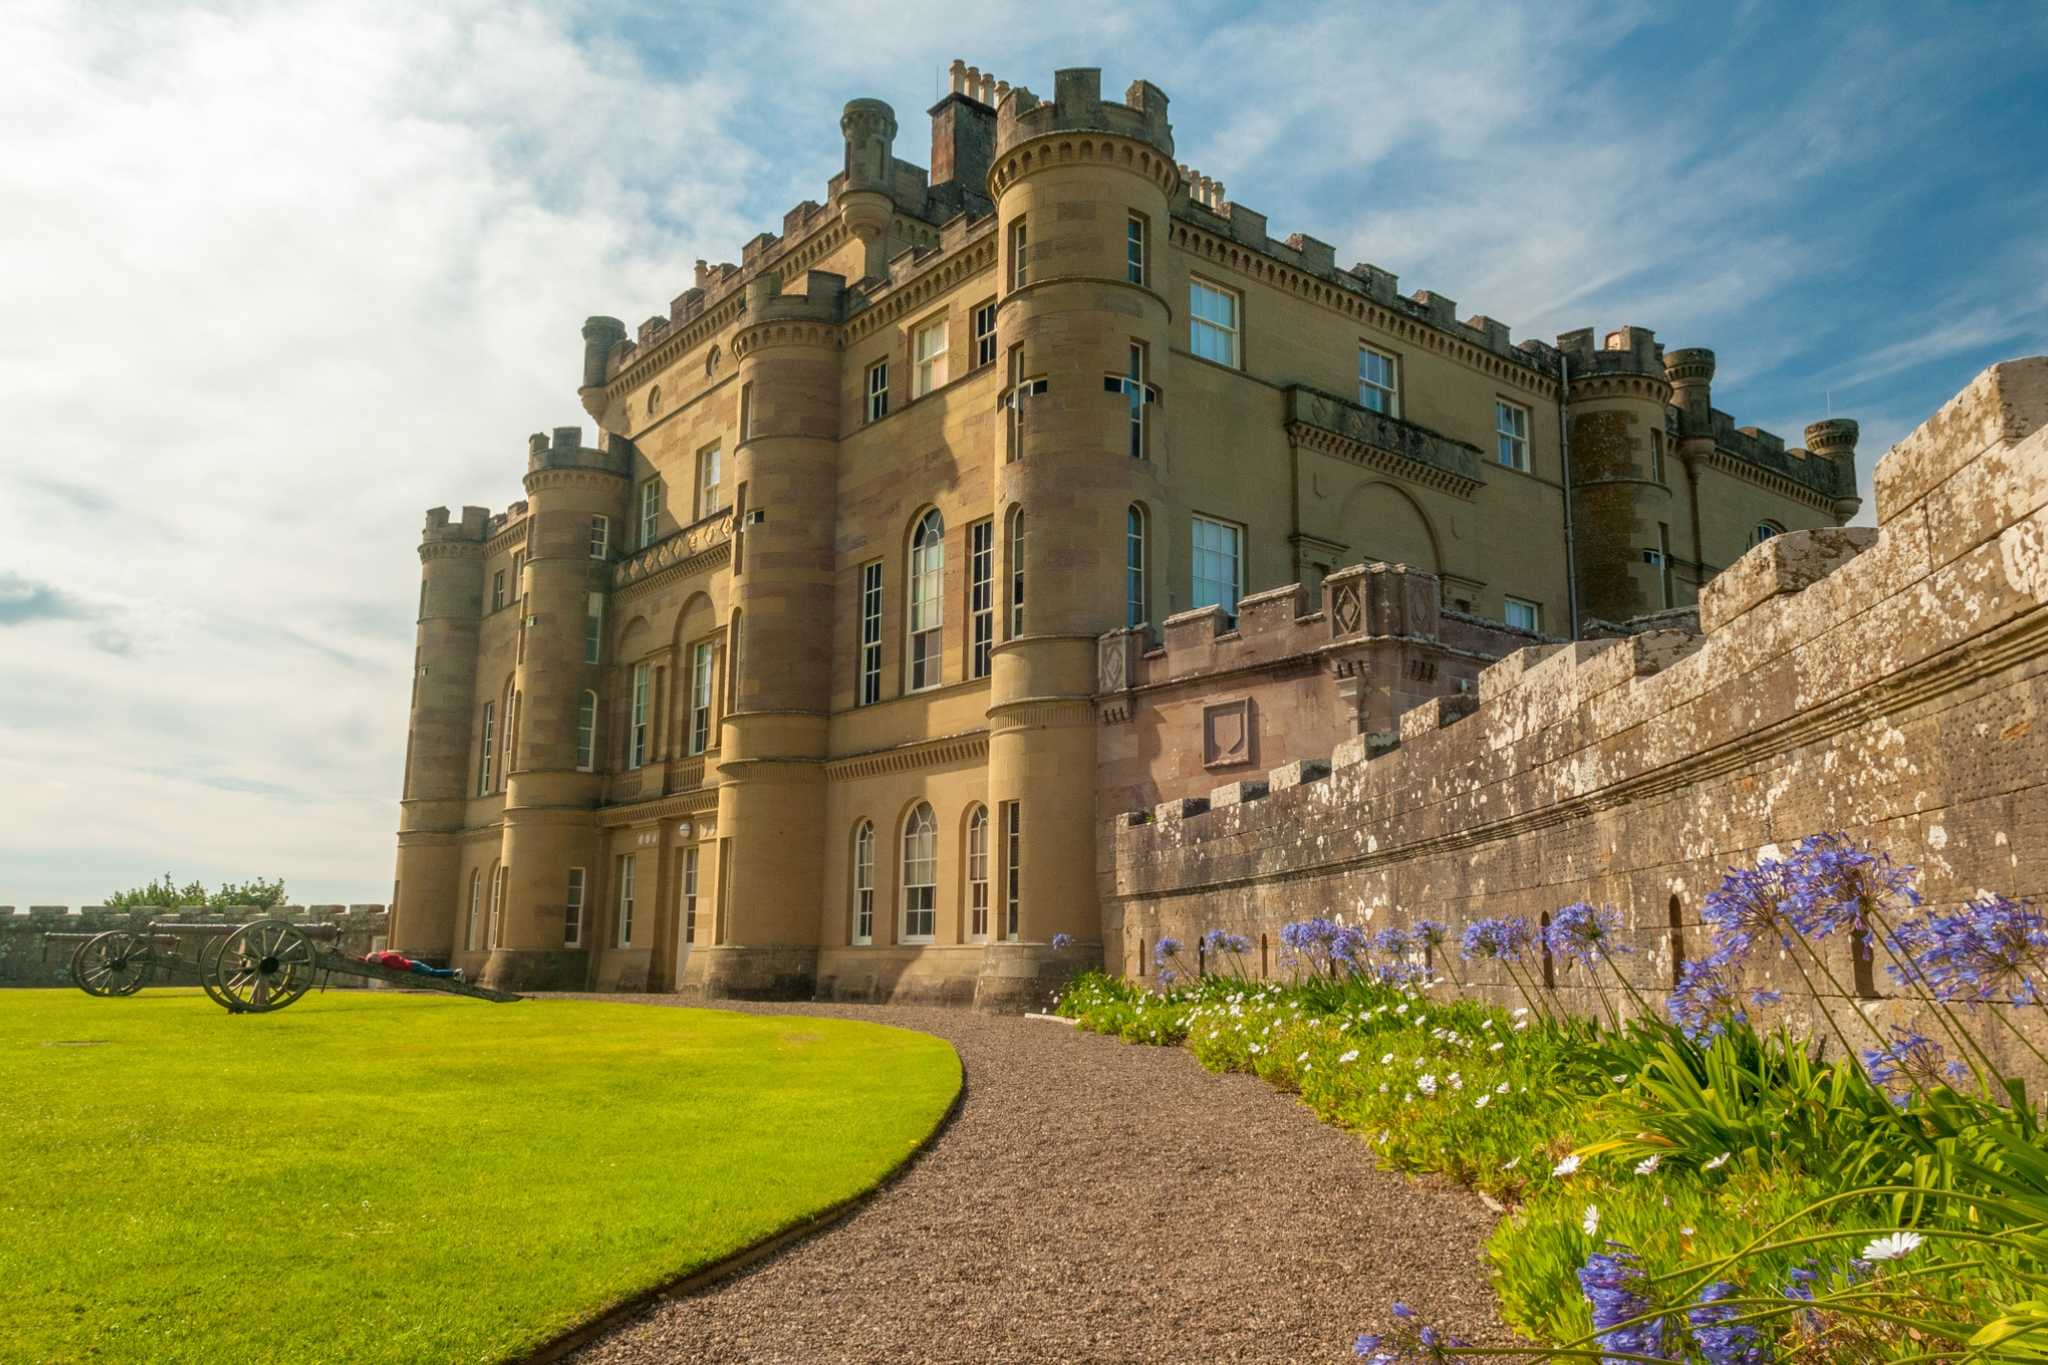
[360,950,466,983]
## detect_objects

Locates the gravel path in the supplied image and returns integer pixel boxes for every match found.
[564,998,1506,1364]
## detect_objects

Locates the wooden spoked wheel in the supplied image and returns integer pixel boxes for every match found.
[207,920,318,1014]
[70,931,155,997]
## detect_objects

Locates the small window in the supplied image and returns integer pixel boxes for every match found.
[629,661,650,769]
[477,701,495,795]
[858,560,883,705]
[1002,800,1021,940]
[511,550,524,594]
[971,300,996,368]
[1191,515,1242,619]
[646,385,662,419]
[1004,344,1048,463]
[589,515,610,560]
[1007,508,1025,637]
[564,868,585,947]
[492,570,506,611]
[902,804,937,942]
[1190,279,1240,367]
[466,869,481,951]
[1126,213,1148,286]
[739,381,754,442]
[704,345,720,377]
[1505,596,1542,632]
[866,360,889,423]
[576,690,597,770]
[1753,521,1783,546]
[967,806,990,941]
[681,846,700,947]
[1650,428,1666,483]
[907,509,945,692]
[1008,219,1028,290]
[1359,345,1398,415]
[914,316,949,397]
[617,854,636,948]
[697,445,723,519]
[1657,523,1674,609]
[1105,341,1154,459]
[689,641,714,754]
[1126,505,1147,628]
[1495,400,1531,472]
[584,593,603,666]
[638,478,662,547]
[852,822,875,945]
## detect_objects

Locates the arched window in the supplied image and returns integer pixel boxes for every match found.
[705,345,720,377]
[502,680,517,789]
[1539,911,1556,990]
[902,804,937,942]
[966,806,989,941]
[576,690,598,770]
[852,822,875,945]
[1753,521,1783,546]
[465,869,481,951]
[1667,894,1685,987]
[1126,504,1147,628]
[726,609,743,712]
[907,510,945,691]
[647,384,662,418]
[487,864,505,948]
[1007,506,1025,637]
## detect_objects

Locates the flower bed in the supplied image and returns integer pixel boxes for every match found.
[1059,835,2048,1362]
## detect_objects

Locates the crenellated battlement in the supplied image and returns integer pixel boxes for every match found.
[994,66,1172,159]
[1102,360,2048,1018]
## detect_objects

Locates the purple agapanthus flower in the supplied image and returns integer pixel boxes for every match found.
[1861,1025,1952,1094]
[1888,893,2047,1006]
[1781,833,1920,941]
[1201,928,1253,955]
[1461,916,1535,963]
[1050,932,1073,951]
[1701,855,1801,962]
[1372,926,1415,958]
[1414,920,1450,949]
[1547,902,1630,967]
[1668,958,1747,1041]
[1153,936,1182,964]
[1690,1281,1771,1365]
[1578,1249,1668,1364]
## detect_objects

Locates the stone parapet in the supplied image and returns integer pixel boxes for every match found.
[1,905,390,988]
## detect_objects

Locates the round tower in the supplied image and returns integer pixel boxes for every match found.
[391,504,489,960]
[483,424,629,989]
[838,99,898,279]
[1803,418,1863,523]
[697,267,849,998]
[980,68,1179,1003]
[1561,325,1678,625]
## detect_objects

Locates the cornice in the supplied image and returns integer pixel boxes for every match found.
[595,788,719,828]
[607,293,748,393]
[610,512,735,596]
[1168,218,1560,401]
[418,541,484,562]
[1699,447,1840,513]
[1567,372,1675,404]
[484,518,531,556]
[731,319,842,358]
[988,130,1181,199]
[843,236,999,344]
[523,466,626,496]
[823,730,989,781]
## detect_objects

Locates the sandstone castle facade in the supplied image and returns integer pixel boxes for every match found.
[389,63,1861,1005]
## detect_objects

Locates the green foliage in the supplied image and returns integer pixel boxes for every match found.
[4,991,959,1363]
[105,873,287,910]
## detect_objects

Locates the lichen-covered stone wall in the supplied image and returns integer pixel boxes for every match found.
[1102,359,2048,1058]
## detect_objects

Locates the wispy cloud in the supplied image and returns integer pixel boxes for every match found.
[3,0,2043,901]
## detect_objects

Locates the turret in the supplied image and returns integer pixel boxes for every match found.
[979,67,1181,1000]
[1804,418,1863,522]
[482,424,630,989]
[838,99,897,278]
[390,504,490,958]
[1559,326,1679,623]
[579,316,626,425]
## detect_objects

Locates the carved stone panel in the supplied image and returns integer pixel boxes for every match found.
[1202,697,1256,769]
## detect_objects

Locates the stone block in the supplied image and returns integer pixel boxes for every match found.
[1209,779,1268,808]
[1877,358,2048,524]
[1268,758,1331,790]
[1154,796,1209,822]
[1698,526,1880,634]
[1398,694,1477,744]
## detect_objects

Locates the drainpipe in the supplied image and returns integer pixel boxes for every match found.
[1558,353,1581,639]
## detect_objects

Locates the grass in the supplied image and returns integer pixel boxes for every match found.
[1,988,960,1364]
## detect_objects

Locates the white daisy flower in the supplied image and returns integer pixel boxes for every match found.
[1474,1094,1491,1109]
[1634,1154,1662,1175]
[1248,1043,1262,1054]
[1418,1075,1438,1096]
[1296,1051,1309,1064]
[1582,1205,1600,1236]
[1339,1049,1359,1064]
[1611,1073,1629,1084]
[1489,1042,1505,1052]
[1496,1081,1510,1094]
[1378,1082,1389,1094]
[1449,1072,1463,1090]
[1862,1231,1924,1262]
[1381,1053,1396,1065]
[1553,1154,1582,1177]
[1703,1152,1731,1170]
[1501,1155,1522,1170]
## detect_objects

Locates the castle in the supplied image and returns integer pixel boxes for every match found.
[388,63,1863,1006]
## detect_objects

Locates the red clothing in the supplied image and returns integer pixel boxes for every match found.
[370,950,414,971]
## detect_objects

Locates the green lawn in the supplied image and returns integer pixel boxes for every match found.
[1,989,960,1363]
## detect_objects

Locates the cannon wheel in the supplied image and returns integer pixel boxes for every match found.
[207,920,318,1014]
[198,934,237,1012]
[70,931,154,998]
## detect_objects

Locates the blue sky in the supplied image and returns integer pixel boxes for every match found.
[3,0,2044,906]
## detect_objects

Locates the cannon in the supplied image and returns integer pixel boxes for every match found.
[46,920,520,1014]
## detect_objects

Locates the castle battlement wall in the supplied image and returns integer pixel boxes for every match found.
[1102,359,2048,1046]
[1,905,391,988]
